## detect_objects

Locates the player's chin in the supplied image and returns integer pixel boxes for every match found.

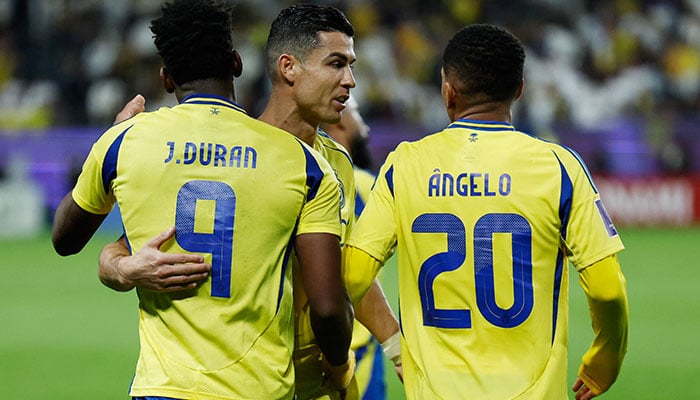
[323,110,343,124]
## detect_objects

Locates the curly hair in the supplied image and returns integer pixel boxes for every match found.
[265,4,354,82]
[151,0,235,86]
[443,24,525,102]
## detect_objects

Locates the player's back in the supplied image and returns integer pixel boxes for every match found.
[386,119,604,399]
[80,95,340,399]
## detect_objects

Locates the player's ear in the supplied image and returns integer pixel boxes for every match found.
[160,67,176,93]
[441,68,457,117]
[514,79,524,102]
[279,54,297,84]
[231,49,242,78]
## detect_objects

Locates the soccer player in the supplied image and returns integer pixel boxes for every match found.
[51,1,353,399]
[342,24,629,400]
[98,4,400,400]
[260,6,399,399]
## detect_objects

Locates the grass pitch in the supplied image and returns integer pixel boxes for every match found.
[1,227,698,398]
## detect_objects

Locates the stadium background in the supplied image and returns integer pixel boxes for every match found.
[1,0,699,398]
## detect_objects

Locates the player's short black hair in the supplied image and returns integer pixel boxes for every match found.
[443,24,525,103]
[151,0,235,86]
[265,4,355,82]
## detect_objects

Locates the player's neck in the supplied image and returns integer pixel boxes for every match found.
[175,79,236,104]
[259,97,319,146]
[452,101,512,124]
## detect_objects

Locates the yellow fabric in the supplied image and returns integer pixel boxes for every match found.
[577,254,629,394]
[342,245,384,304]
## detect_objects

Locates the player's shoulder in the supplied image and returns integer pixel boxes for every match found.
[537,134,589,169]
[315,130,354,165]
[387,128,444,162]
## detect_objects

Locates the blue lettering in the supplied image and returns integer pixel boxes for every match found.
[470,173,482,196]
[214,144,227,167]
[199,143,213,166]
[245,147,257,169]
[163,141,257,169]
[456,173,468,196]
[230,146,242,168]
[484,173,496,196]
[428,170,511,198]
[499,174,511,195]
[183,142,197,165]
[442,173,454,196]
[428,169,441,197]
[164,141,175,163]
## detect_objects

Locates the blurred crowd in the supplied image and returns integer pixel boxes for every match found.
[1,0,700,172]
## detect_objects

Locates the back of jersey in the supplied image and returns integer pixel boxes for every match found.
[72,95,340,399]
[351,119,623,399]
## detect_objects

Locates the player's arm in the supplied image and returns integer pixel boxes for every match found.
[295,232,354,386]
[343,245,403,379]
[573,254,629,399]
[353,277,403,381]
[98,227,210,292]
[52,191,108,256]
[53,95,147,257]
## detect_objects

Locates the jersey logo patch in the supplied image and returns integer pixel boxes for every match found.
[595,198,618,237]
[210,107,220,115]
[469,133,478,142]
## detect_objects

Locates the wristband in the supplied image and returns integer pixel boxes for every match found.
[381,331,402,366]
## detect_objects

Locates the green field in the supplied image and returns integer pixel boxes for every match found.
[1,227,699,399]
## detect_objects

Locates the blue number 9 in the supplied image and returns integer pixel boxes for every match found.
[175,180,236,298]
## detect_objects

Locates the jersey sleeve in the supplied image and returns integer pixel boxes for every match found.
[576,254,629,394]
[345,150,399,263]
[558,148,625,269]
[71,125,126,215]
[296,145,342,237]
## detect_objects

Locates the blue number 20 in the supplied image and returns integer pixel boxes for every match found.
[412,213,534,329]
[175,180,235,298]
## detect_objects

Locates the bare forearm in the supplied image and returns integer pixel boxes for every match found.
[354,278,399,343]
[98,239,134,291]
[311,295,354,365]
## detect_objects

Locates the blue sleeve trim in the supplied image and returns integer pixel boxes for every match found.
[553,151,574,239]
[101,126,132,194]
[277,225,297,314]
[354,191,366,217]
[385,165,394,198]
[300,142,324,202]
[558,144,598,194]
[551,249,565,343]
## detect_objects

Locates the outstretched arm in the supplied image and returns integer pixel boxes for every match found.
[98,227,210,292]
[573,254,629,400]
